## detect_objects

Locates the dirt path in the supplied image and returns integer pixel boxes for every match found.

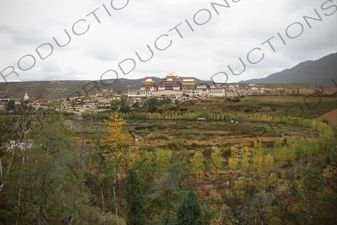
[316,108,337,126]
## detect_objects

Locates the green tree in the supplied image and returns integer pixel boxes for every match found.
[176,191,204,225]
[155,149,173,176]
[0,112,93,224]
[85,119,116,225]
[5,100,15,111]
[99,114,140,224]
[299,168,323,225]
[119,105,130,113]
[125,168,146,225]
[118,96,130,113]
[192,151,204,179]
[0,99,40,197]
[134,150,157,188]
[132,101,140,108]
[0,116,17,194]
[144,97,159,112]
[110,99,122,111]
[146,159,187,225]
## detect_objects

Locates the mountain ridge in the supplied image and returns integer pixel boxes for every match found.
[0,77,207,99]
[240,52,337,85]
[1,52,336,99]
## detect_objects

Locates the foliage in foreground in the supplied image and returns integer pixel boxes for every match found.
[1,100,337,225]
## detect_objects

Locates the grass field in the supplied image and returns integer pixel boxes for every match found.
[70,95,337,151]
[148,95,337,120]
[137,120,312,147]
[71,118,317,158]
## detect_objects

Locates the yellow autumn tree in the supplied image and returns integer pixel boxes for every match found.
[241,146,251,171]
[228,146,239,170]
[264,153,274,167]
[252,153,263,168]
[211,149,222,174]
[253,140,262,150]
[228,157,239,170]
[104,114,139,167]
[252,141,263,168]
[242,155,250,170]
[192,151,205,179]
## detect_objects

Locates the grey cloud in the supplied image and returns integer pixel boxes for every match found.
[2,24,50,47]
[39,60,62,73]
[85,45,119,62]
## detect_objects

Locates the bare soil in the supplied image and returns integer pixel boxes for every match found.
[316,108,337,126]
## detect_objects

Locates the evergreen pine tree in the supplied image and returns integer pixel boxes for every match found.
[176,190,204,225]
[125,168,146,225]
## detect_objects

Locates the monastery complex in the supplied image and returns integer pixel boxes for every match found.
[127,73,239,100]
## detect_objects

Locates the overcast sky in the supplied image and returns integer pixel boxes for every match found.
[1,0,336,84]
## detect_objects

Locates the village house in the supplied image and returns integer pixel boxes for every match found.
[95,88,115,99]
[0,98,11,110]
[246,84,265,95]
[208,84,227,97]
[193,84,209,96]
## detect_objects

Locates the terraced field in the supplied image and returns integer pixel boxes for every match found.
[125,119,316,151]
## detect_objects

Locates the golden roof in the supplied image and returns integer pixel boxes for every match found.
[182,78,195,82]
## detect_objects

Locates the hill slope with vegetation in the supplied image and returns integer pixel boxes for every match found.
[240,52,337,85]
[1,96,337,224]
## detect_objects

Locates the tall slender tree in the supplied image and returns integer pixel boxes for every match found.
[192,151,204,179]
[124,168,146,225]
[210,149,222,174]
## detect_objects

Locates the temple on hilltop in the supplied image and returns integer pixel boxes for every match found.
[140,78,156,92]
[127,77,156,98]
[157,73,181,91]
[127,74,183,102]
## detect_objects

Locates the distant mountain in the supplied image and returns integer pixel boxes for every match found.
[240,52,337,85]
[0,77,206,99]
[2,52,336,99]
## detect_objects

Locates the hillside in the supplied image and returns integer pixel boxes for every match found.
[1,52,336,99]
[240,52,337,85]
[0,77,206,99]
